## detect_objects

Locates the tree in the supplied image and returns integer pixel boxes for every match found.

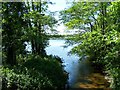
[2,2,26,65]
[2,1,57,65]
[60,2,100,32]
[1,1,68,89]
[24,1,57,55]
[60,1,120,88]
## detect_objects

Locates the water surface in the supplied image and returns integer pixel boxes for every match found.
[45,39,92,86]
[26,39,109,88]
[45,39,110,89]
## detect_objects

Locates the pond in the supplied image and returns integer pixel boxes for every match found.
[26,39,109,89]
[45,39,93,87]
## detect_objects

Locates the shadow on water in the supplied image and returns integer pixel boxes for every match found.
[70,59,93,87]
[45,39,110,90]
[45,39,80,86]
[70,59,110,89]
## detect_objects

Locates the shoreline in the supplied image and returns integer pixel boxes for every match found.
[70,61,111,89]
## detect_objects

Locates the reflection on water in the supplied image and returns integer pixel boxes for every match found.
[45,39,93,86]
[26,39,109,88]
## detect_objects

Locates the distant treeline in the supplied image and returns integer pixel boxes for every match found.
[47,34,76,39]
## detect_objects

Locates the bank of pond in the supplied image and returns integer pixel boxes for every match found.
[0,55,111,90]
[0,39,115,89]
[1,55,68,90]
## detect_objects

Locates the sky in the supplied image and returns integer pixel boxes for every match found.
[48,0,68,12]
[47,0,72,34]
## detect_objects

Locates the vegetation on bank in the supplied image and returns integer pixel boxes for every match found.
[2,1,120,89]
[60,1,120,89]
[47,34,67,39]
[1,55,68,90]
[47,34,75,39]
[1,2,68,90]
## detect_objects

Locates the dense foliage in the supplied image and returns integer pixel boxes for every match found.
[1,1,68,90]
[1,55,68,90]
[2,1,57,65]
[60,1,120,89]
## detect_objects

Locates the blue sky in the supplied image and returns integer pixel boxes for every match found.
[48,0,70,12]
[47,0,72,34]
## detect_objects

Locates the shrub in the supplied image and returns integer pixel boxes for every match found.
[0,55,68,90]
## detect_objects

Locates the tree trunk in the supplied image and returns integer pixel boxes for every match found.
[7,44,16,66]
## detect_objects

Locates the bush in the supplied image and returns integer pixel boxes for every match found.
[70,29,120,89]
[0,55,68,90]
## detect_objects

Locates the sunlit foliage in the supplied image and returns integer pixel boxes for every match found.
[60,1,120,89]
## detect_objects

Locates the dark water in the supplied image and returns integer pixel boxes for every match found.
[45,39,93,87]
[26,39,108,88]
